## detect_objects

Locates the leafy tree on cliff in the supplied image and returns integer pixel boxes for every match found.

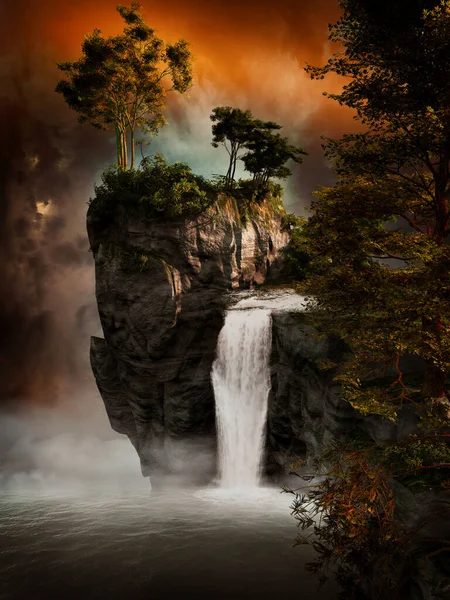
[210,106,283,189]
[56,2,192,169]
[302,0,450,422]
[241,130,307,188]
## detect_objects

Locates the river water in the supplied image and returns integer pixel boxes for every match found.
[1,486,337,600]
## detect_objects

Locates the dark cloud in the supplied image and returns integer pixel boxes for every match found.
[0,51,110,405]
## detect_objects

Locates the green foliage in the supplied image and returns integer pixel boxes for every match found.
[381,435,450,491]
[210,106,307,190]
[224,179,286,227]
[280,213,305,231]
[100,241,178,284]
[133,252,150,273]
[291,3,450,594]
[89,153,291,229]
[89,153,214,221]
[305,0,450,125]
[233,178,283,205]
[278,214,312,282]
[302,0,450,424]
[241,130,307,186]
[210,107,266,188]
[56,3,192,169]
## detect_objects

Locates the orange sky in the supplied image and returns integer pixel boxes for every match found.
[1,0,360,214]
[4,0,354,136]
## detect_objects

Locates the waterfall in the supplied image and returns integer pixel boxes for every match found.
[211,308,272,489]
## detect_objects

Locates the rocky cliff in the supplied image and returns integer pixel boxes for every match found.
[267,312,421,474]
[88,192,419,482]
[88,195,449,597]
[87,196,289,482]
[268,313,450,600]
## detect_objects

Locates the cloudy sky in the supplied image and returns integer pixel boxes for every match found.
[0,0,357,418]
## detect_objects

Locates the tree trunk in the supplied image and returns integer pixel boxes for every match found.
[119,129,125,168]
[226,153,234,190]
[421,314,448,399]
[434,151,449,244]
[225,166,231,188]
[231,144,239,185]
[130,127,135,170]
[115,126,122,167]
[122,130,128,170]
[420,158,449,400]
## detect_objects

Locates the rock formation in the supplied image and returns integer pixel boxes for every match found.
[88,195,421,480]
[87,196,289,482]
[267,312,422,474]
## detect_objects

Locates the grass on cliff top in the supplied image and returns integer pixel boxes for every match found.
[88,153,287,224]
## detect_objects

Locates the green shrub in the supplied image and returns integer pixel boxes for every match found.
[232,178,284,205]
[89,153,216,222]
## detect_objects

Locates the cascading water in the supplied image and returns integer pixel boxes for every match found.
[211,307,272,489]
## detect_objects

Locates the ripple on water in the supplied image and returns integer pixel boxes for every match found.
[195,485,290,506]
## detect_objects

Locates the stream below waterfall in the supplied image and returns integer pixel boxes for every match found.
[0,487,337,600]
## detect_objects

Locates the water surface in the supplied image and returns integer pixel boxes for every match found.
[1,486,338,600]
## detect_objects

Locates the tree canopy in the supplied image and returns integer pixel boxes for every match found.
[210,106,306,190]
[303,0,450,422]
[56,2,192,169]
[241,130,307,186]
[287,3,450,593]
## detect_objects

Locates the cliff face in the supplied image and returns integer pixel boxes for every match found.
[88,195,420,482]
[87,198,289,481]
[267,312,421,474]
[267,313,353,472]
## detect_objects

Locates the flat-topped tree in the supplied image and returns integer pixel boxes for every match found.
[210,106,283,189]
[241,130,307,188]
[55,2,192,170]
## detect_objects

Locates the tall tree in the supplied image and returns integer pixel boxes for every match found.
[304,0,450,421]
[241,130,306,187]
[56,2,192,169]
[210,107,281,188]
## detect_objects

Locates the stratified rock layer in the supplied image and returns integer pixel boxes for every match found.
[87,198,289,479]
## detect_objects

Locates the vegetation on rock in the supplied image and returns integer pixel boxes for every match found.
[56,5,307,228]
[88,152,293,230]
[279,214,312,282]
[89,153,215,220]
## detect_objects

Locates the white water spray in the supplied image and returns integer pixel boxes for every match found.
[212,308,272,489]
